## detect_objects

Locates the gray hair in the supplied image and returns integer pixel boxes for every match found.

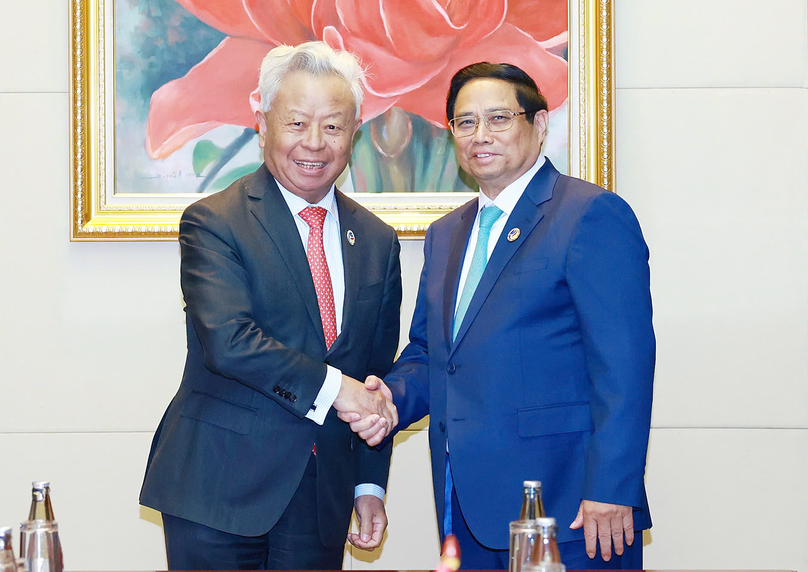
[258,41,365,119]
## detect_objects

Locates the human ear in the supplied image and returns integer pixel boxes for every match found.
[255,110,268,148]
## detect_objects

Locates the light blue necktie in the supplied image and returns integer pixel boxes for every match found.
[452,204,503,341]
[444,204,503,537]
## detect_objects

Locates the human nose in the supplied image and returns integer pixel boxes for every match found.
[301,125,326,150]
[471,117,492,142]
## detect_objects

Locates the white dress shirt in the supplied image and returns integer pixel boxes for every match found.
[277,180,384,500]
[455,154,546,315]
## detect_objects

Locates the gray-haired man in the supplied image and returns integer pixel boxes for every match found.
[140,41,401,570]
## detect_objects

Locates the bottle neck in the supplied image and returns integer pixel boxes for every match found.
[0,529,12,552]
[519,487,545,520]
[29,488,55,521]
[536,525,562,564]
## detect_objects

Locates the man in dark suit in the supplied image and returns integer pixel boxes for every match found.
[140,42,401,570]
[353,63,655,570]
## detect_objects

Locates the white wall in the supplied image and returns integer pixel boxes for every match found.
[0,1,806,571]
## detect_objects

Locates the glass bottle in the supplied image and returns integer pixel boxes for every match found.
[529,517,565,572]
[518,480,545,520]
[0,527,17,572]
[27,483,54,521]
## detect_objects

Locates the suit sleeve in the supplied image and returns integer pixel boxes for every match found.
[384,225,434,434]
[357,228,402,487]
[179,200,327,418]
[566,192,655,508]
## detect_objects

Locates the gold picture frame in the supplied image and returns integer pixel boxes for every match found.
[69,0,614,241]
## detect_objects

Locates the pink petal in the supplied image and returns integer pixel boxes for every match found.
[286,0,319,28]
[505,0,568,41]
[310,0,342,37]
[392,23,568,127]
[174,0,266,40]
[146,37,270,159]
[333,0,506,62]
[322,26,447,99]
[243,0,316,46]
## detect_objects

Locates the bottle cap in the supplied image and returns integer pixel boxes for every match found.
[0,526,11,549]
[523,480,542,488]
[31,481,50,490]
[536,517,556,526]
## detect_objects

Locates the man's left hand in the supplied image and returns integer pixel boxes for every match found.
[569,500,634,561]
[348,495,388,550]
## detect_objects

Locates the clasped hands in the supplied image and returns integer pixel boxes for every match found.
[334,375,396,446]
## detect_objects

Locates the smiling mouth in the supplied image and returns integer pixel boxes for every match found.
[294,160,327,170]
[474,153,495,158]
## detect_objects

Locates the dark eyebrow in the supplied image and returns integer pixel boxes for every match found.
[484,107,511,114]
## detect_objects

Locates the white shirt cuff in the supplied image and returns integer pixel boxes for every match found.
[354,483,386,500]
[305,365,342,425]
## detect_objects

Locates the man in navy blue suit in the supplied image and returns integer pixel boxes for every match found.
[350,63,655,569]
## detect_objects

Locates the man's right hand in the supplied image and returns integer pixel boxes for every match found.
[344,376,396,446]
[334,375,397,445]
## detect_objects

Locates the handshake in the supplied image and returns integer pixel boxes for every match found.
[333,375,397,446]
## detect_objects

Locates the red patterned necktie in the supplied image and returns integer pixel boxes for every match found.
[299,206,337,349]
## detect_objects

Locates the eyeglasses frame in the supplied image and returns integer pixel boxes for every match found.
[447,110,529,138]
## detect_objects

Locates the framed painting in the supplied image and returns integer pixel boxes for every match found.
[69,0,615,241]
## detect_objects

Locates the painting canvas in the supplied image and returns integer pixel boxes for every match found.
[70,0,615,240]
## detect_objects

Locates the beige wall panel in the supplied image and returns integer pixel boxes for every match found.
[0,92,187,433]
[615,0,808,88]
[0,432,167,570]
[349,428,439,570]
[643,427,808,571]
[616,88,808,428]
[0,1,69,92]
[394,240,425,356]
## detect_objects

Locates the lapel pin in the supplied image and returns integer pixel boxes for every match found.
[347,229,356,245]
[507,228,521,242]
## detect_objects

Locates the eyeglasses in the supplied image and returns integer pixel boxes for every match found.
[448,110,527,137]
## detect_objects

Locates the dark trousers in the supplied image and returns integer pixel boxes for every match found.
[162,454,343,570]
[449,485,643,570]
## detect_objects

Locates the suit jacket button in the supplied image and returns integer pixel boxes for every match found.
[438,421,446,432]
[446,363,456,374]
[273,385,281,394]
[290,394,297,402]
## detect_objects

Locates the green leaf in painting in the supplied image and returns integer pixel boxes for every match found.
[212,163,263,191]
[192,140,225,176]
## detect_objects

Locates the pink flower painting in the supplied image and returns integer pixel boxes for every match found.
[130,0,569,193]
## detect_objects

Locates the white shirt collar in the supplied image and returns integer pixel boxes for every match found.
[477,154,546,216]
[275,179,339,220]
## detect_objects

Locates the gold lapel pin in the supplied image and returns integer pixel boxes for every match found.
[347,229,356,245]
[507,228,521,242]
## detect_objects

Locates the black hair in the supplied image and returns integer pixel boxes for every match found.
[445,62,548,123]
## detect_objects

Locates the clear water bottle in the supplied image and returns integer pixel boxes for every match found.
[0,527,17,572]
[510,481,547,572]
[527,517,565,572]
[21,482,62,572]
[519,481,545,520]
[27,483,54,522]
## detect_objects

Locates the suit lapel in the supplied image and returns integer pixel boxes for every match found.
[246,166,326,346]
[331,190,358,355]
[443,199,478,349]
[451,160,561,350]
